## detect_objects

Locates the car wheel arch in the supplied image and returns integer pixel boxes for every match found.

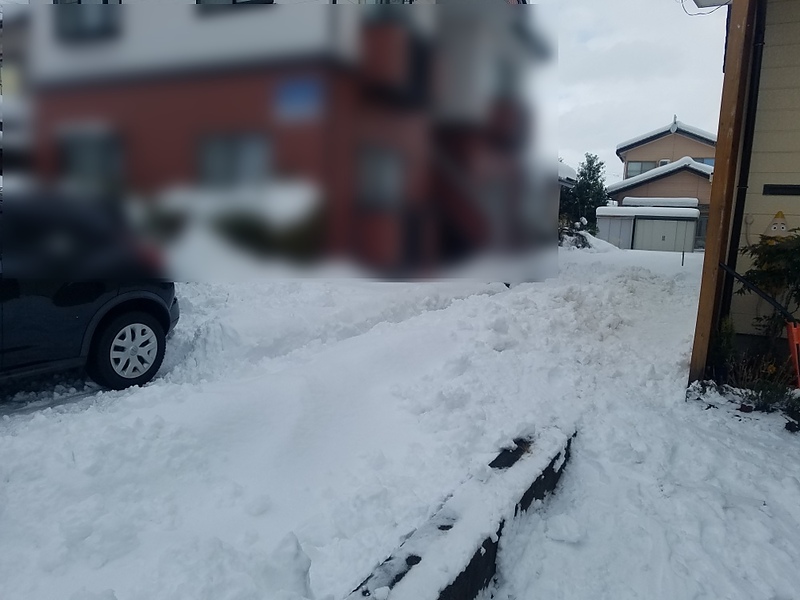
[81,293,171,360]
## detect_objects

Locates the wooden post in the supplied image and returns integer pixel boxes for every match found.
[689,0,759,383]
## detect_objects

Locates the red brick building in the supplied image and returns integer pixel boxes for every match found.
[30,1,546,271]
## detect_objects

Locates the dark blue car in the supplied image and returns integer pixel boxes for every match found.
[1,192,180,390]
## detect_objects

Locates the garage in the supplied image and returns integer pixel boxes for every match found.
[596,206,699,252]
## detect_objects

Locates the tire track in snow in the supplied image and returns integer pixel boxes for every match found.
[0,281,503,416]
[160,281,506,386]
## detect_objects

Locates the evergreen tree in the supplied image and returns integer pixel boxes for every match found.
[559,153,611,233]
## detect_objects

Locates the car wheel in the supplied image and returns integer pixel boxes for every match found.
[87,311,166,390]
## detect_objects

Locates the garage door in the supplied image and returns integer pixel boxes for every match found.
[598,217,634,249]
[634,219,678,252]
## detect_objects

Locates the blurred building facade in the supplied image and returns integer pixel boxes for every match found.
[26,0,547,272]
[2,6,34,181]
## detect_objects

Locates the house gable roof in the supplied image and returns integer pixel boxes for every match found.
[615,120,717,161]
[606,156,713,195]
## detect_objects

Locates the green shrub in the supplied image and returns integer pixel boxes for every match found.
[725,351,796,412]
[212,210,323,262]
[738,230,800,339]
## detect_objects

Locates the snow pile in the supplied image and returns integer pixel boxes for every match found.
[389,429,572,600]
[562,231,620,253]
[490,263,800,599]
[4,244,793,600]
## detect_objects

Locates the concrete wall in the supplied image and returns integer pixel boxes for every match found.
[729,0,800,335]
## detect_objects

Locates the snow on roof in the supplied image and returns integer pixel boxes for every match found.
[607,157,713,194]
[160,181,321,230]
[596,206,700,219]
[616,120,717,158]
[558,162,577,182]
[622,197,699,208]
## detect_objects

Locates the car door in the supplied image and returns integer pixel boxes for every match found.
[1,280,117,372]
[0,254,3,373]
[0,196,119,373]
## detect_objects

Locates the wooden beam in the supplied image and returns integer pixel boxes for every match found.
[689,0,759,383]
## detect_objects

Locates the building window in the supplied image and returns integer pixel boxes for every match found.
[626,161,657,179]
[359,147,404,210]
[693,157,715,167]
[199,134,270,187]
[54,0,122,42]
[659,159,670,167]
[275,77,325,123]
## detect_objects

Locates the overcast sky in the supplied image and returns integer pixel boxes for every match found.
[553,0,728,183]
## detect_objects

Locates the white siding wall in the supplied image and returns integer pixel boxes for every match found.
[28,0,531,125]
[29,2,357,86]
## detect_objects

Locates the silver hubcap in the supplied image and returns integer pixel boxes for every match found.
[110,323,158,379]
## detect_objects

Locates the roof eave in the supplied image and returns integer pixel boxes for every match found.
[616,129,717,159]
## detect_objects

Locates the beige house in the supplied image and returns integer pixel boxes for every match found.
[607,120,716,248]
[690,0,800,381]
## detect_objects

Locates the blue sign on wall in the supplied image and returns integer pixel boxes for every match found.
[275,77,325,123]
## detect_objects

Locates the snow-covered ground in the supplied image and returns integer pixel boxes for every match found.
[1,244,798,600]
[490,252,800,599]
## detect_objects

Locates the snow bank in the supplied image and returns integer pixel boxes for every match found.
[0,244,748,600]
[348,430,574,600]
[577,232,621,253]
[490,258,800,600]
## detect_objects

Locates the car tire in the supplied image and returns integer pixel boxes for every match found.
[87,311,166,390]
